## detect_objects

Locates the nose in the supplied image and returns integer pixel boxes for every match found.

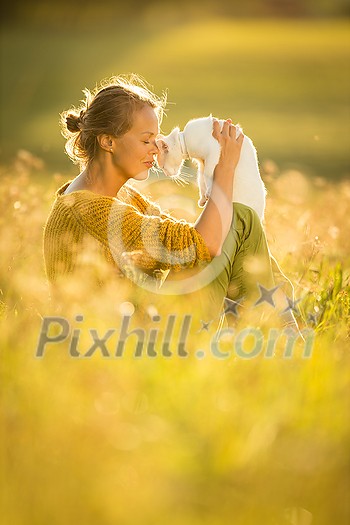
[150,141,159,155]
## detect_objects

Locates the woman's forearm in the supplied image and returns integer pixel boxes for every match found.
[194,120,244,257]
[194,162,235,256]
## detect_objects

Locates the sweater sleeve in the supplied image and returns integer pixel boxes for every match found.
[71,192,211,273]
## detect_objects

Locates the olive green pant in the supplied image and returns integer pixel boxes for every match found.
[155,203,294,324]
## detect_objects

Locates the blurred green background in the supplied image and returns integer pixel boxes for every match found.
[1,0,349,179]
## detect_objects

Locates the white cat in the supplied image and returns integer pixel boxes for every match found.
[156,115,266,220]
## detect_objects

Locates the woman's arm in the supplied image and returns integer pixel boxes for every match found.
[194,119,244,257]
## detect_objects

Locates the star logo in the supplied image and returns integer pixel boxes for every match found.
[282,296,302,314]
[198,320,212,333]
[254,284,280,308]
[223,297,244,318]
[307,312,318,325]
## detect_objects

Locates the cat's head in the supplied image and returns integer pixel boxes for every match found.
[155,127,184,178]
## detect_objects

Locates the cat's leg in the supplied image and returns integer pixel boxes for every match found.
[202,154,220,202]
[233,137,266,218]
[197,160,208,207]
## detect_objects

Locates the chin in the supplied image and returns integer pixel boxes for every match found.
[133,169,150,181]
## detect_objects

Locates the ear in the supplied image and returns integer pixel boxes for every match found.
[169,126,180,140]
[155,136,169,152]
[98,134,114,152]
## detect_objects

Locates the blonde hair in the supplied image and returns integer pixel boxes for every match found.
[60,74,167,169]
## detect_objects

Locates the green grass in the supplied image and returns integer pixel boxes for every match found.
[1,18,349,178]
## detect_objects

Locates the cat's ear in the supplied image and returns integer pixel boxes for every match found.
[155,136,169,152]
[168,126,180,140]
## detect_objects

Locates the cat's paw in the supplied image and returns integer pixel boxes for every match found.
[198,196,208,207]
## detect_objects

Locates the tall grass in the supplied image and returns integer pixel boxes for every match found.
[1,151,349,524]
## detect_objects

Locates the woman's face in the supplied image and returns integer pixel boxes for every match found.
[112,104,160,181]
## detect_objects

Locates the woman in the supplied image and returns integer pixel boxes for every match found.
[44,75,297,329]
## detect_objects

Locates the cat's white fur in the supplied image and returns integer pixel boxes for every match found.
[156,116,266,220]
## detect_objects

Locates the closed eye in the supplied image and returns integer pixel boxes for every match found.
[143,140,159,146]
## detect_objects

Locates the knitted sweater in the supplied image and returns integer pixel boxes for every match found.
[43,181,211,284]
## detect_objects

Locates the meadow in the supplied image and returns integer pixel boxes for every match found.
[1,16,350,525]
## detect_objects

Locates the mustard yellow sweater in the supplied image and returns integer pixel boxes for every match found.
[43,181,211,283]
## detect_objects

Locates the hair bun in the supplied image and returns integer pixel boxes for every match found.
[66,113,82,133]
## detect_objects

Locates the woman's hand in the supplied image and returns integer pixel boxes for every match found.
[212,118,244,173]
